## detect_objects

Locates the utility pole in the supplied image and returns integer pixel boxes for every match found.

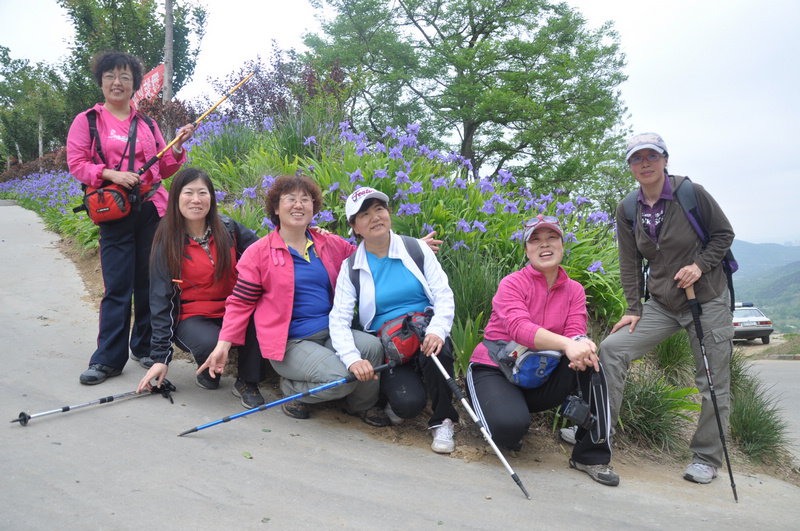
[163,0,174,103]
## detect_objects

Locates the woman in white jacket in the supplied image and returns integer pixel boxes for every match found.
[329,187,459,454]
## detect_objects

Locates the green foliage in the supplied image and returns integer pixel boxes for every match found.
[730,379,790,463]
[619,367,700,452]
[0,48,69,163]
[307,0,630,197]
[449,312,484,377]
[649,330,695,388]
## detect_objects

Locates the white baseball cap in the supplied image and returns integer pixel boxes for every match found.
[345,187,390,219]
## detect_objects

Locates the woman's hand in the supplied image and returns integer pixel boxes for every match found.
[137,363,168,393]
[103,168,140,189]
[610,314,641,334]
[349,359,376,382]
[172,123,197,153]
[197,341,232,379]
[674,262,702,289]
[420,231,443,254]
[421,333,444,357]
[563,338,599,372]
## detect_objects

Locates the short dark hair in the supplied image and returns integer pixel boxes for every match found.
[90,52,144,92]
[265,174,323,227]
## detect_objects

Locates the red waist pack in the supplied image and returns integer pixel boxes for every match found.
[75,181,159,224]
[377,312,429,365]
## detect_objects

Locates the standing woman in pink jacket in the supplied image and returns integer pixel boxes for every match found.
[67,52,195,385]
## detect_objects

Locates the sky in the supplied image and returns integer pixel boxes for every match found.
[1,0,799,245]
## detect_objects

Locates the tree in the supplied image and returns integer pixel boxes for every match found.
[57,0,206,118]
[306,0,629,194]
[0,47,68,165]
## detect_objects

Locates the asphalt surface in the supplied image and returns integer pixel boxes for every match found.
[1,199,799,530]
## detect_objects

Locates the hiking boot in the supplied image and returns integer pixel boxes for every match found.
[196,368,220,390]
[232,379,265,409]
[560,425,577,445]
[129,351,155,369]
[281,401,310,419]
[384,403,404,426]
[569,459,620,486]
[684,462,717,484]
[79,364,122,385]
[430,418,456,454]
[343,405,391,427]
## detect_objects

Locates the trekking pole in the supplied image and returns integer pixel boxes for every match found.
[137,71,256,176]
[179,361,396,436]
[430,354,531,500]
[10,379,176,427]
[686,285,738,502]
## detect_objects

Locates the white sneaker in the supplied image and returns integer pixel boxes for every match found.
[683,462,717,484]
[384,403,403,426]
[559,426,577,445]
[430,418,455,454]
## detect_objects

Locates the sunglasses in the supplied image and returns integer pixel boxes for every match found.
[524,215,560,228]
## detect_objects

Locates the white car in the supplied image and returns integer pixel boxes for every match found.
[733,303,773,344]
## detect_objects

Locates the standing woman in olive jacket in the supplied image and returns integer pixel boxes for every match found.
[137,168,266,408]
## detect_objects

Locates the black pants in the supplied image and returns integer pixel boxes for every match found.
[381,347,459,427]
[467,358,612,465]
[175,315,266,382]
[90,201,159,369]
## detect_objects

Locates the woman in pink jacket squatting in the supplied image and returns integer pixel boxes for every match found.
[466,215,619,486]
[199,175,439,426]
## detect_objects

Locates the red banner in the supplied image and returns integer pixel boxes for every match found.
[131,64,165,107]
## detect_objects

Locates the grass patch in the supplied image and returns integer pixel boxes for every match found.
[619,366,700,453]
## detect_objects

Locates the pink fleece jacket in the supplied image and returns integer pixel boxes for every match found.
[66,103,186,217]
[470,264,588,366]
[218,228,356,361]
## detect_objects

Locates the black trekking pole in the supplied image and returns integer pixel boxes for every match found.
[11,379,176,427]
[136,71,256,176]
[179,361,396,436]
[430,354,531,500]
[686,285,738,502]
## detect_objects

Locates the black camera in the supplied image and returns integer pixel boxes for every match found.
[562,394,595,430]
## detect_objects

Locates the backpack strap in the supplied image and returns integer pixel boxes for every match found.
[348,234,426,308]
[86,110,105,165]
[85,109,159,166]
[219,215,240,258]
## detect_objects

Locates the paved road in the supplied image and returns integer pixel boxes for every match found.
[749,360,800,462]
[1,200,799,530]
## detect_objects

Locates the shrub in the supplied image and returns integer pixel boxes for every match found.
[619,366,700,452]
[649,330,695,388]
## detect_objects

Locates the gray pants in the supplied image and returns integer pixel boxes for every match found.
[270,328,383,411]
[599,291,733,468]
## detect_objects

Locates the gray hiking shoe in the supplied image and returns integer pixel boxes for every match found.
[684,462,717,484]
[569,459,620,486]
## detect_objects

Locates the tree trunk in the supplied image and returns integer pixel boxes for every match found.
[163,0,174,103]
[38,114,44,173]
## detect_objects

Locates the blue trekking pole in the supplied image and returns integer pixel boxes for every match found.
[179,361,395,436]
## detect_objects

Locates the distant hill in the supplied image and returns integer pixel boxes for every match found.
[731,240,800,333]
[731,240,800,278]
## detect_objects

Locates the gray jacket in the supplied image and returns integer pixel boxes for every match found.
[615,175,735,315]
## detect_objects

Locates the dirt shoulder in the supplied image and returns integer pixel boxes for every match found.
[58,237,800,488]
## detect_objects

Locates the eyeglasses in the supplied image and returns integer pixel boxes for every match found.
[102,73,134,84]
[280,195,313,206]
[629,153,664,165]
[524,215,560,229]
